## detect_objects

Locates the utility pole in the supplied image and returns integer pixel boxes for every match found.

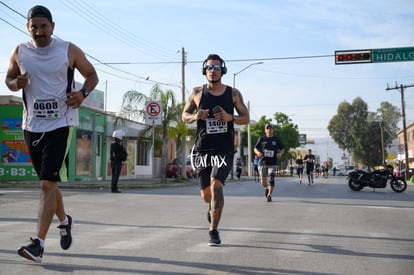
[379,121,385,164]
[386,82,414,181]
[247,101,252,177]
[180,47,187,177]
[181,47,186,103]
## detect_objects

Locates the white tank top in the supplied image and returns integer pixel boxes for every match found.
[18,38,78,132]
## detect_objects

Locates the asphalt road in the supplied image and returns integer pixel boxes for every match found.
[1,175,413,275]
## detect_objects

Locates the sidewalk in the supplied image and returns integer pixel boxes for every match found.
[0,177,198,190]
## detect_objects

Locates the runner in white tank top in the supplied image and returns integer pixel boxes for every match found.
[18,38,78,132]
[5,5,98,263]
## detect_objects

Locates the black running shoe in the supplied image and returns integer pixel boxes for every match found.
[208,229,221,246]
[264,188,269,198]
[57,215,73,250]
[17,238,43,263]
[267,195,272,202]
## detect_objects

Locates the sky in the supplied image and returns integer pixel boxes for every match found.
[0,0,413,165]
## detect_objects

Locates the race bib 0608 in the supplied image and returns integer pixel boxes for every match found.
[32,98,60,119]
[206,118,228,134]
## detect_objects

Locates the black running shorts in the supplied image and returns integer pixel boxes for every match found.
[24,126,72,182]
[193,152,233,189]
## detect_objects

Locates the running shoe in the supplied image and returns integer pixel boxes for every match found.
[57,214,73,250]
[17,238,43,263]
[208,229,221,246]
[264,188,269,198]
[267,195,272,202]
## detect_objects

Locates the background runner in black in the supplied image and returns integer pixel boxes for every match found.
[254,124,284,202]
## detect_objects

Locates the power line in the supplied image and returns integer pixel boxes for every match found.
[0,2,179,88]
[102,54,334,65]
[0,16,26,36]
[0,12,342,87]
[2,2,412,88]
[57,0,176,61]
[0,1,25,18]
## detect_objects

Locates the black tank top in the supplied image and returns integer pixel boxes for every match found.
[194,84,234,155]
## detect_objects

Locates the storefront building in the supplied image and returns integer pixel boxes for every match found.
[0,89,153,182]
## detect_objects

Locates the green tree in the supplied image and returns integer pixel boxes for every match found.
[273,112,300,163]
[168,103,192,178]
[328,97,400,168]
[328,97,368,153]
[120,84,183,183]
[353,119,382,167]
[376,101,401,144]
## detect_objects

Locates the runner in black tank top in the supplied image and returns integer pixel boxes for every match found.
[194,84,234,156]
[182,54,250,247]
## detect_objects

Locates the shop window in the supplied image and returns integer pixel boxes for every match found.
[75,130,93,176]
[96,134,101,156]
[137,139,149,166]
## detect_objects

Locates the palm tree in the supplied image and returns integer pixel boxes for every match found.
[168,103,196,178]
[120,84,182,183]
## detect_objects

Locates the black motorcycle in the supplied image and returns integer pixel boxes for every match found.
[347,165,407,193]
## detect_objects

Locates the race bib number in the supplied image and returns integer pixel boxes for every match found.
[263,150,274,158]
[33,98,60,119]
[206,118,228,134]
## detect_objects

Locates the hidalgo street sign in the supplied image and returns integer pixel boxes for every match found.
[335,47,414,64]
[372,47,414,63]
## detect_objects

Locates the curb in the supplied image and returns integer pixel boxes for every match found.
[0,178,198,190]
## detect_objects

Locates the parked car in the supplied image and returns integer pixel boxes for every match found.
[166,158,195,178]
[343,165,355,176]
[329,168,344,176]
[400,168,414,179]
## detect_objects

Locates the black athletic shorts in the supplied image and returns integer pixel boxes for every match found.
[192,151,233,190]
[24,126,72,182]
[306,166,314,174]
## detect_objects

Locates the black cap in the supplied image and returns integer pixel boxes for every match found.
[265,124,273,129]
[27,5,52,23]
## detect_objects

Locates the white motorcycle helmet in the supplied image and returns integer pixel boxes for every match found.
[112,130,125,140]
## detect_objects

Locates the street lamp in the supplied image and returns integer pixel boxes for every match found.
[233,62,263,88]
[233,62,263,178]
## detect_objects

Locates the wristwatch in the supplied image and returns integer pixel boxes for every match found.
[80,88,89,98]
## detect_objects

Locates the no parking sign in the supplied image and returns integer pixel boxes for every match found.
[145,101,162,125]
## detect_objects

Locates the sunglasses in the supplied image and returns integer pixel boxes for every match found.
[205,64,222,71]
